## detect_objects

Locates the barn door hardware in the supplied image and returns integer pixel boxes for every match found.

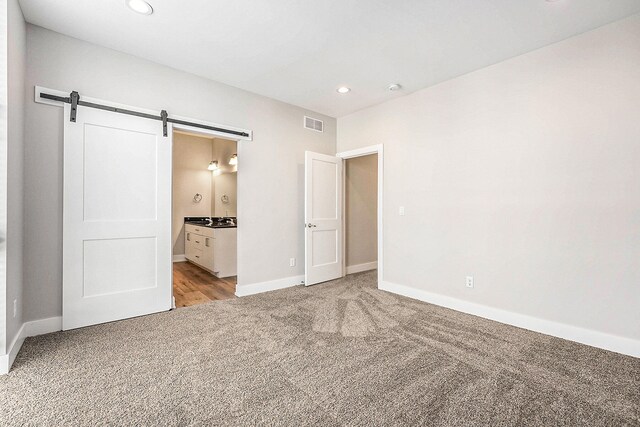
[39,90,250,138]
[69,91,79,122]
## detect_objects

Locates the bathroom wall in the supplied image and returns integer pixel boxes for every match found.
[172,132,214,256]
[210,137,237,217]
[214,173,237,217]
[172,134,238,257]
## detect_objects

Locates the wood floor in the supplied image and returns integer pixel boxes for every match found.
[173,261,236,308]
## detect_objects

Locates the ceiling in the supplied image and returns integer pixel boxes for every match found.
[19,0,640,117]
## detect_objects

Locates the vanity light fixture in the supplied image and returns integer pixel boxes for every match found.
[126,0,154,15]
[208,160,219,171]
[229,154,238,166]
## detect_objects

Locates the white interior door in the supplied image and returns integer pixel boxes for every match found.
[305,151,343,286]
[63,104,172,330]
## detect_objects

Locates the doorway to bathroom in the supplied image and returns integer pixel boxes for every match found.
[171,130,238,307]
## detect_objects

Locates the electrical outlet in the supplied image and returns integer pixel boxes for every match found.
[13,299,17,318]
[399,206,405,216]
[289,258,296,267]
[465,276,474,288]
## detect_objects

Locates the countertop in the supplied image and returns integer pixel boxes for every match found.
[184,216,237,229]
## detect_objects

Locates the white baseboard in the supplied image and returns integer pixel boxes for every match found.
[346,261,378,275]
[0,356,8,375]
[380,281,640,359]
[0,324,26,375]
[0,316,63,375]
[236,275,304,297]
[24,316,62,337]
[173,254,186,263]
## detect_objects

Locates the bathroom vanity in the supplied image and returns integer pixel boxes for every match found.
[184,217,237,278]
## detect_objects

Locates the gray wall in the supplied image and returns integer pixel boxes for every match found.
[337,15,640,341]
[24,25,336,322]
[0,0,8,355]
[2,0,26,354]
[345,155,377,268]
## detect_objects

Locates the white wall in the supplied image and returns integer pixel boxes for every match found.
[2,0,26,356]
[345,154,377,268]
[172,132,216,256]
[23,25,336,322]
[338,15,640,342]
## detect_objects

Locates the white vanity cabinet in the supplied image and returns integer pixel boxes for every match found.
[184,224,212,268]
[184,224,237,278]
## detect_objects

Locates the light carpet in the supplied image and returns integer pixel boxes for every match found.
[1,271,638,426]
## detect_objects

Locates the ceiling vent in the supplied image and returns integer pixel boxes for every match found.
[304,116,324,133]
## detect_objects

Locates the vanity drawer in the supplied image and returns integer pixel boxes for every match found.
[191,249,204,264]
[188,234,206,251]
[185,239,202,263]
[185,224,214,238]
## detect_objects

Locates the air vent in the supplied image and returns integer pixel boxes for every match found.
[304,116,324,133]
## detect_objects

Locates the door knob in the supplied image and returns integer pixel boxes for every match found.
[306,223,317,228]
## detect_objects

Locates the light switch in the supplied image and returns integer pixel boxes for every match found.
[399,206,405,216]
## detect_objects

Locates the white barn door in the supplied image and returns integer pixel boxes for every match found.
[63,104,172,330]
[305,151,343,286]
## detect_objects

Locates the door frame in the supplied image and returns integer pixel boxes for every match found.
[336,144,384,287]
[169,126,243,308]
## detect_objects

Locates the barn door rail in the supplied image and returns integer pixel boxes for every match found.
[39,90,250,138]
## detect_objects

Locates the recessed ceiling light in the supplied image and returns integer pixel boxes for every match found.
[337,87,351,94]
[388,83,402,92]
[126,0,153,15]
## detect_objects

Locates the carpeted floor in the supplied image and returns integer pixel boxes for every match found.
[1,271,639,426]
